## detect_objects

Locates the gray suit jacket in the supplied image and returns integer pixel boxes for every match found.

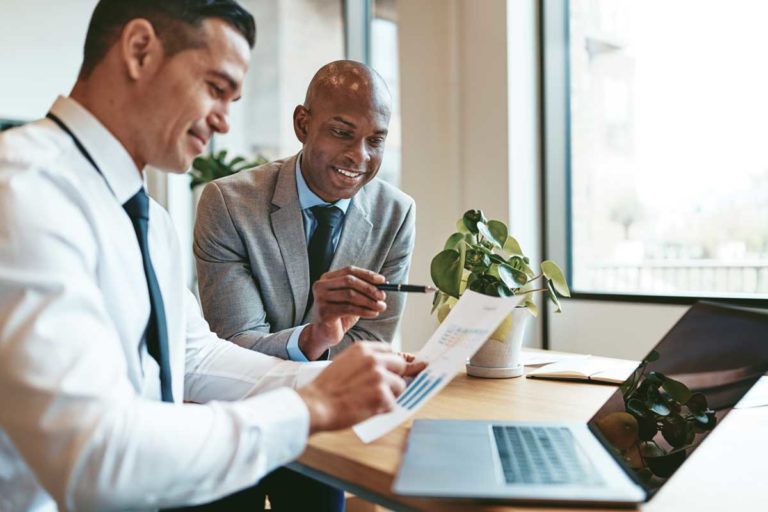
[193,154,416,359]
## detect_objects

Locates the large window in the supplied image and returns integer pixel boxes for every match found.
[546,0,768,301]
[370,0,401,187]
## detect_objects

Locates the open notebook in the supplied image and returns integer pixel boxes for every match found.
[526,355,639,384]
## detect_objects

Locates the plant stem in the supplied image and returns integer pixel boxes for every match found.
[517,287,548,295]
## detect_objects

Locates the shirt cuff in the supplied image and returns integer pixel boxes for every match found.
[287,325,310,362]
[236,387,310,474]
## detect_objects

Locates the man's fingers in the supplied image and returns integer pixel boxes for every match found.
[319,266,386,285]
[319,289,387,311]
[372,350,408,377]
[320,304,383,319]
[403,359,428,377]
[315,274,385,302]
[380,368,407,399]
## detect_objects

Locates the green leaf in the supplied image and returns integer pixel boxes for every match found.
[444,232,465,251]
[639,440,665,458]
[626,398,647,417]
[522,299,539,317]
[476,222,501,248]
[546,280,562,313]
[430,249,464,298]
[503,235,523,255]
[462,209,486,234]
[431,290,449,314]
[686,393,707,413]
[456,218,471,234]
[488,253,507,265]
[511,266,529,285]
[487,220,508,247]
[496,264,517,289]
[541,260,571,297]
[497,283,513,297]
[521,262,537,279]
[650,401,670,416]
[662,377,692,405]
[437,303,452,323]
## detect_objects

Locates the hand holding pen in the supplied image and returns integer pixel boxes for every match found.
[376,283,436,293]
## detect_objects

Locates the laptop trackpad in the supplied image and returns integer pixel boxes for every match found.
[396,421,498,493]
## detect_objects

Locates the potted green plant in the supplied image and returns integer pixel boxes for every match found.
[430,209,571,378]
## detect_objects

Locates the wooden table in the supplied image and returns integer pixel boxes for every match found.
[289,357,768,511]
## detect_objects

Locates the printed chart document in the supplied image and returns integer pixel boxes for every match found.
[353,291,523,443]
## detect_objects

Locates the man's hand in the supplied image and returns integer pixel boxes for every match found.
[296,342,427,433]
[299,266,387,360]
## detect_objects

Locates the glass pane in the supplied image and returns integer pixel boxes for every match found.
[569,0,768,298]
[371,0,402,187]
[217,0,345,160]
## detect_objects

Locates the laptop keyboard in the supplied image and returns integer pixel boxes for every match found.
[492,425,602,486]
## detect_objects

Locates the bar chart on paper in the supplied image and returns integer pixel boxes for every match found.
[397,372,448,410]
[353,291,523,443]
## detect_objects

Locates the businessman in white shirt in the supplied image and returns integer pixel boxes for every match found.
[0,1,423,510]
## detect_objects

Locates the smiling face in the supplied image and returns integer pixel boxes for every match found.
[135,18,250,172]
[293,64,392,202]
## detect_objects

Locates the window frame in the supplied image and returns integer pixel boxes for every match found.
[541,0,768,308]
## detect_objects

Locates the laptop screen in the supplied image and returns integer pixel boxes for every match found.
[587,302,768,494]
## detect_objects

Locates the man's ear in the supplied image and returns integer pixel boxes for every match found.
[293,105,310,143]
[121,18,162,80]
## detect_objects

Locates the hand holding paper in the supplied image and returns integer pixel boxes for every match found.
[353,291,524,443]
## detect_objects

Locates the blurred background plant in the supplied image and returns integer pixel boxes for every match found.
[189,150,267,189]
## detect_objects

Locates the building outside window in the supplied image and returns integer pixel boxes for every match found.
[559,0,768,299]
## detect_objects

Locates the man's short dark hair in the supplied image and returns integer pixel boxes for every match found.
[80,0,256,77]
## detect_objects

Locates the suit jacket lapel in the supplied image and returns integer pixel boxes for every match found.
[270,155,311,323]
[331,187,373,271]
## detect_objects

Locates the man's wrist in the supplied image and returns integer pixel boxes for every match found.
[299,324,331,361]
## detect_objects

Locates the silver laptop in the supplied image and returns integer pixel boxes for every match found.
[394,302,768,506]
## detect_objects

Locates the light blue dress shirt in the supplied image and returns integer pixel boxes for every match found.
[286,156,351,361]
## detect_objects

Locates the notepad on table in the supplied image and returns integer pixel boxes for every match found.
[526,355,639,384]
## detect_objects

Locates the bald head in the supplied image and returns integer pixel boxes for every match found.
[304,60,391,112]
[293,60,393,203]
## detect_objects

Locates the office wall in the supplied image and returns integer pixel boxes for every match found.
[397,0,543,353]
[0,0,94,120]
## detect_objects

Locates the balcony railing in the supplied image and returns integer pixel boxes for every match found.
[582,261,768,295]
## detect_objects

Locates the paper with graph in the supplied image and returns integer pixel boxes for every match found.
[353,290,523,443]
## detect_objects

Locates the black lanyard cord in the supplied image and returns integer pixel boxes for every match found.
[46,112,118,198]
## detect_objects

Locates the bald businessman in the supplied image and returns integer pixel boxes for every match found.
[194,60,415,362]
[193,60,415,510]
[0,2,423,510]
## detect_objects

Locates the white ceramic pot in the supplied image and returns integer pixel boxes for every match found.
[466,307,530,378]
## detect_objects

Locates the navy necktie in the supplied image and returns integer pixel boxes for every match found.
[123,189,174,402]
[307,205,344,307]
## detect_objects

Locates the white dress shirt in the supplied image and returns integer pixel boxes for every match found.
[0,97,327,511]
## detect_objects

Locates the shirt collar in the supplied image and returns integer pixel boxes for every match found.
[49,96,144,205]
[295,154,351,214]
